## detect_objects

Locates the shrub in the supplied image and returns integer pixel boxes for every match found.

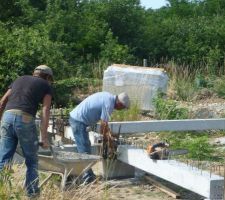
[153,93,189,120]
[185,136,215,161]
[159,132,215,161]
[53,77,102,107]
[212,76,225,98]
[166,62,198,101]
[111,103,140,121]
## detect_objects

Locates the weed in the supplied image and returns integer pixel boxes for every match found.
[185,136,215,161]
[0,167,24,200]
[159,132,215,161]
[0,169,13,199]
[212,76,225,98]
[153,93,189,120]
[166,61,198,101]
[175,77,197,101]
[111,103,140,121]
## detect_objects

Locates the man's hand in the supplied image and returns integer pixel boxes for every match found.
[0,89,11,120]
[100,120,110,135]
[39,137,50,149]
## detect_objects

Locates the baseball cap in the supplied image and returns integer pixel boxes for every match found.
[118,92,130,108]
[34,65,53,77]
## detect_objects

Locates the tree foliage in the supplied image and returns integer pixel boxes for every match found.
[0,0,225,101]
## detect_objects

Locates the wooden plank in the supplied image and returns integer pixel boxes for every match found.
[144,175,180,199]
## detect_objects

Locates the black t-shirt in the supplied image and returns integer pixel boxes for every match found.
[5,75,52,116]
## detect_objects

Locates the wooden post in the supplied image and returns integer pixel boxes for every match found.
[145,175,180,199]
[143,59,148,67]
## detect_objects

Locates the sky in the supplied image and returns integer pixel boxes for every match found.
[140,0,168,9]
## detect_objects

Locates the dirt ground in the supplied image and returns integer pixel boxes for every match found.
[102,177,204,200]
[76,177,205,200]
[13,96,225,200]
[15,160,211,200]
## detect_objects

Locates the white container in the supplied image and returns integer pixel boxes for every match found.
[89,131,102,144]
[103,64,169,110]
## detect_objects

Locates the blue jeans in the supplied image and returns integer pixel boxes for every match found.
[69,117,95,181]
[0,111,39,196]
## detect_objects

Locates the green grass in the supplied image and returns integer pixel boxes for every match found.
[111,103,140,121]
[158,131,217,161]
[153,93,189,120]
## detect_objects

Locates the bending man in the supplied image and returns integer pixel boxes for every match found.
[69,91,130,184]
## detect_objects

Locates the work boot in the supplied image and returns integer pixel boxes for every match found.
[80,174,97,186]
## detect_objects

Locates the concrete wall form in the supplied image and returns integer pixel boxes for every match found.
[117,145,224,200]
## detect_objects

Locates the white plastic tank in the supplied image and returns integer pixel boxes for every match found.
[103,64,169,111]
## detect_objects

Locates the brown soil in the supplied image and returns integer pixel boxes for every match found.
[104,180,204,200]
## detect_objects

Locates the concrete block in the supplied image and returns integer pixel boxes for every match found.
[93,159,135,179]
[103,64,168,110]
[96,119,225,134]
[117,145,224,199]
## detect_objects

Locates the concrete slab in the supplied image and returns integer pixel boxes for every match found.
[50,119,225,140]
[95,119,225,134]
[93,159,135,179]
[117,145,224,200]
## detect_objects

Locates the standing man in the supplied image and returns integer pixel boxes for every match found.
[0,65,53,198]
[69,91,130,184]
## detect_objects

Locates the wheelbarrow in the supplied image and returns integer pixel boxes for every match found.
[16,145,102,190]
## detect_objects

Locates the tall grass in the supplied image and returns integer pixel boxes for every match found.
[212,75,225,98]
[166,60,225,102]
[166,62,198,101]
[0,164,25,200]
[90,59,110,79]
[0,163,117,200]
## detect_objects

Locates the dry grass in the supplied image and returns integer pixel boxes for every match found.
[0,164,26,200]
[166,62,198,101]
[40,178,115,200]
[0,163,116,200]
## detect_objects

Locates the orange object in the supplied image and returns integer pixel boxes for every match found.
[146,144,155,155]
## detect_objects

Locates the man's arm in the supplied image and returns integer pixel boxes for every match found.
[100,120,113,144]
[100,103,113,135]
[0,89,12,120]
[100,120,110,135]
[40,94,52,148]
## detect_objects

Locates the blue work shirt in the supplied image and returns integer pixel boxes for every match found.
[70,92,116,125]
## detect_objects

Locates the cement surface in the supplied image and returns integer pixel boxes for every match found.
[117,145,224,199]
[96,119,225,134]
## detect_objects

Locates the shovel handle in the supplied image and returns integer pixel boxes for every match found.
[38,142,55,157]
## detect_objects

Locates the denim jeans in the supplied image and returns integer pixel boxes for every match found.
[69,117,95,181]
[0,111,39,196]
